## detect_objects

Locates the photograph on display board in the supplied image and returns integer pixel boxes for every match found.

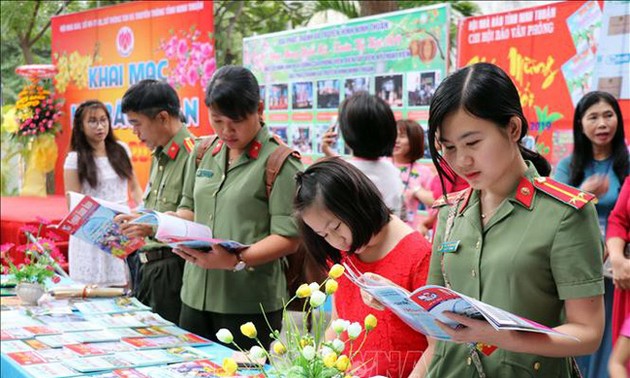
[317,79,340,109]
[562,48,597,107]
[552,130,574,163]
[259,85,266,108]
[269,125,289,144]
[292,82,314,109]
[313,123,339,154]
[269,84,289,110]
[344,77,370,99]
[566,0,602,55]
[291,125,312,154]
[407,71,438,107]
[375,74,403,108]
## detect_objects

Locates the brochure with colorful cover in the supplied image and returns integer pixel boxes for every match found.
[35,334,82,348]
[23,338,51,350]
[6,348,80,366]
[74,297,151,315]
[1,340,34,353]
[121,333,213,349]
[131,325,190,338]
[87,311,173,328]
[21,362,82,378]
[0,310,43,328]
[130,210,247,252]
[137,359,266,378]
[65,341,136,356]
[56,192,145,259]
[66,329,124,343]
[61,354,136,373]
[48,320,104,333]
[61,347,209,373]
[1,325,60,341]
[33,312,86,324]
[343,262,580,343]
[89,369,150,378]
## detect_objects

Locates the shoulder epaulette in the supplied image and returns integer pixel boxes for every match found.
[183,137,195,154]
[432,188,470,209]
[532,177,595,209]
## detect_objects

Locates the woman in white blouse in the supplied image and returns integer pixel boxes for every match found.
[63,100,142,286]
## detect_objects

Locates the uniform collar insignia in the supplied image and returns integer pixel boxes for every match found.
[513,176,535,209]
[212,140,224,156]
[247,140,262,159]
[165,141,180,160]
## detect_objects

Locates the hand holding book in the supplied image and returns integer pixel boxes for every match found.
[344,262,579,346]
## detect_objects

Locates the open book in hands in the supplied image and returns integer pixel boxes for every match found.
[56,192,145,259]
[129,210,247,253]
[343,262,579,344]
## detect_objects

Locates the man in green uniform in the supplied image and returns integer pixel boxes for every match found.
[116,79,195,324]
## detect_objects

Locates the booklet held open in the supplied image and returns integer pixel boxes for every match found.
[130,210,246,253]
[343,261,579,343]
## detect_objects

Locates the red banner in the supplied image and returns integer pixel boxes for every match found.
[51,1,215,193]
[458,0,629,165]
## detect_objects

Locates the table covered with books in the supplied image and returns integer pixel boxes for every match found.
[0,276,264,378]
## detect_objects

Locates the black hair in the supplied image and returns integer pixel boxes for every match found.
[293,157,391,269]
[70,100,133,188]
[428,62,551,194]
[569,91,628,186]
[338,92,397,159]
[205,65,260,121]
[121,79,181,118]
[396,119,425,162]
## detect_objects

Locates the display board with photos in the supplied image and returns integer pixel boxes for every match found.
[244,4,450,161]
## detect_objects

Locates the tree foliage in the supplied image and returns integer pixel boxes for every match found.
[214,0,314,67]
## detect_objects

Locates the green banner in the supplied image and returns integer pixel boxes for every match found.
[243,4,450,159]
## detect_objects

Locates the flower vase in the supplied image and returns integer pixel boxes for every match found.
[16,282,45,306]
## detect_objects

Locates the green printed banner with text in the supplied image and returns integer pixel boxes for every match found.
[243,4,450,161]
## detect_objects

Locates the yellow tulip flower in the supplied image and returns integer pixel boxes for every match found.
[328,264,345,279]
[364,314,378,331]
[223,357,238,375]
[240,322,257,339]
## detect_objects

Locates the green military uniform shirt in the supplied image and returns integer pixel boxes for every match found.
[178,126,302,314]
[141,127,194,251]
[427,162,604,377]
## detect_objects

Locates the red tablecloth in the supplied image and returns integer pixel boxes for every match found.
[1,196,69,266]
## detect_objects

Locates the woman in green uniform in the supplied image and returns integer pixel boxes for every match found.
[421,62,605,377]
[171,66,302,350]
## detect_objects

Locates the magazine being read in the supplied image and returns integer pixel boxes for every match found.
[56,192,145,259]
[129,210,247,253]
[343,261,579,343]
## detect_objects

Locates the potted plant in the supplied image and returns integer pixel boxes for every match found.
[216,264,378,378]
[1,218,66,305]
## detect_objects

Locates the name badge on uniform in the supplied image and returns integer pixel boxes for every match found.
[196,169,214,178]
[438,240,460,253]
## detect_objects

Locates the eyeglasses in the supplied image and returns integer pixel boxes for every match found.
[86,118,109,129]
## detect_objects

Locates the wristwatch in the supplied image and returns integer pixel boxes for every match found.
[233,251,247,272]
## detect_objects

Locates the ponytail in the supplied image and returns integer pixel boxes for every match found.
[519,145,550,176]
